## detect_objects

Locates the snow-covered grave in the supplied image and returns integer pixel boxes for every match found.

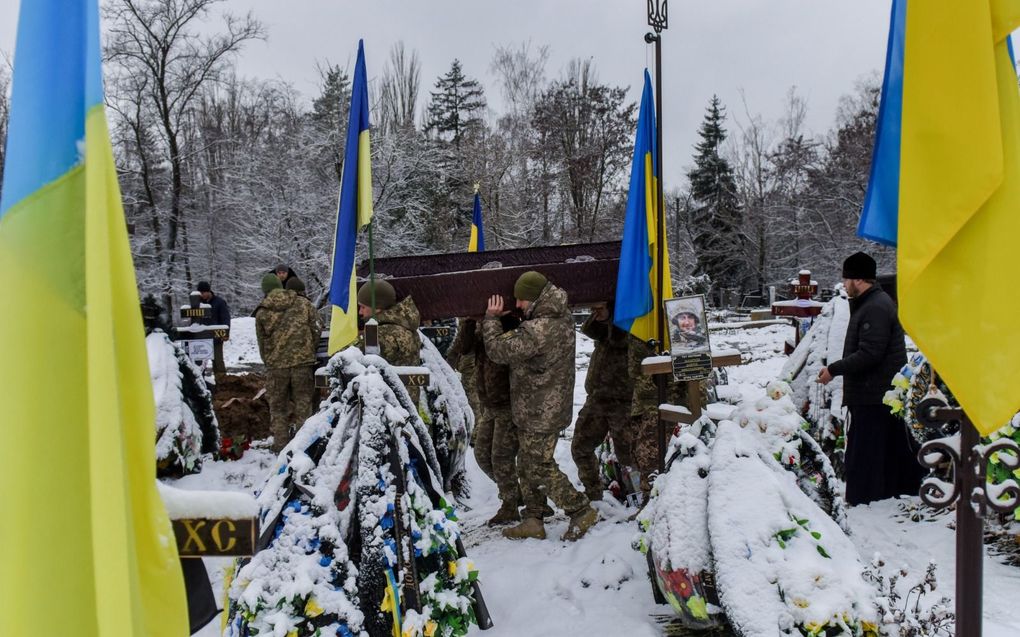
[148,330,219,477]
[174,315,1020,637]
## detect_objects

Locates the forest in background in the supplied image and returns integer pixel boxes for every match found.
[0,0,892,313]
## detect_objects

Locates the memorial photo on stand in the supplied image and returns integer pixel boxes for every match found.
[665,295,710,355]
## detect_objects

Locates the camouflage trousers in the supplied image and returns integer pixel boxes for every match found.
[472,404,522,506]
[570,398,633,497]
[518,430,589,520]
[628,411,673,496]
[458,358,482,437]
[266,364,316,452]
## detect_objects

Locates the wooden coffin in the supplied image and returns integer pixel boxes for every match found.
[357,242,621,321]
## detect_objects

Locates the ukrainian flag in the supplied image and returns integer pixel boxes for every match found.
[0,1,188,635]
[468,190,485,252]
[859,1,1020,435]
[328,40,374,355]
[614,70,673,346]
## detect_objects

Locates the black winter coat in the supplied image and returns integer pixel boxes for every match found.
[828,285,906,406]
[204,294,231,329]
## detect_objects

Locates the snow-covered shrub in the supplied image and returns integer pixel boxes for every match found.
[861,555,954,636]
[419,333,473,499]
[224,347,483,637]
[148,330,218,477]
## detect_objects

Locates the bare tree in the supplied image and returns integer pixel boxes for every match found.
[104,0,264,311]
[376,42,421,133]
[532,59,635,242]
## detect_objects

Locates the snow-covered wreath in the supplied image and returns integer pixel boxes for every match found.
[223,348,485,637]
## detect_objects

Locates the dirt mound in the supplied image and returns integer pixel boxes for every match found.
[213,373,271,444]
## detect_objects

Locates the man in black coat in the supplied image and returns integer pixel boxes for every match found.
[197,280,231,376]
[818,252,924,506]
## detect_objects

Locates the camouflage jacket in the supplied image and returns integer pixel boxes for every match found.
[581,314,632,403]
[482,283,575,433]
[628,335,695,417]
[255,289,321,369]
[373,296,422,368]
[446,318,512,408]
[445,318,477,369]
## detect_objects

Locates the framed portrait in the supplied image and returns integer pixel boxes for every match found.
[664,295,712,381]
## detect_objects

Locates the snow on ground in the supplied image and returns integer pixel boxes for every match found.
[175,317,1020,636]
[222,316,262,368]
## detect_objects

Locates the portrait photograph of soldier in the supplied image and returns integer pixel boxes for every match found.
[665,295,710,355]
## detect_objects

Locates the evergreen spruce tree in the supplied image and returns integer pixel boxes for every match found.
[425,59,487,150]
[687,96,746,292]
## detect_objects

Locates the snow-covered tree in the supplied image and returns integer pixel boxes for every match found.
[687,96,746,293]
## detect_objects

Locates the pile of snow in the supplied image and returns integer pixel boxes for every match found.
[225,347,484,637]
[419,333,474,499]
[148,330,219,476]
[223,316,263,368]
[157,481,257,520]
[636,381,871,635]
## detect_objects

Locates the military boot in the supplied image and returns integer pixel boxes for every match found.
[562,506,599,541]
[487,501,521,527]
[519,502,556,519]
[501,517,546,540]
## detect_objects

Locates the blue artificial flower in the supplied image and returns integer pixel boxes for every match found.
[337,625,355,637]
[319,556,332,567]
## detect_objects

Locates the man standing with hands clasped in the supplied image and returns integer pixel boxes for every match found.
[818,252,924,506]
[482,271,598,541]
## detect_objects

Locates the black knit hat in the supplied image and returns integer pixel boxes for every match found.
[196,281,211,293]
[842,252,877,279]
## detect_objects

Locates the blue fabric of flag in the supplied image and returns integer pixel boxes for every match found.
[857,0,905,246]
[471,192,485,251]
[328,40,371,310]
[614,70,657,336]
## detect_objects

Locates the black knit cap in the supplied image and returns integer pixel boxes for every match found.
[842,252,877,279]
[196,281,211,293]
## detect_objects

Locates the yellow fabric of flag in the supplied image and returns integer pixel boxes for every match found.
[0,99,188,637]
[899,0,1020,434]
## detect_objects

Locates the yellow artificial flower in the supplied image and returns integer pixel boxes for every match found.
[304,597,324,618]
[424,620,438,637]
[448,561,457,577]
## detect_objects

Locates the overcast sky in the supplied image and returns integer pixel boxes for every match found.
[0,1,894,186]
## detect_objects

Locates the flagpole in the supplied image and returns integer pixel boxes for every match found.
[368,221,376,317]
[646,0,668,354]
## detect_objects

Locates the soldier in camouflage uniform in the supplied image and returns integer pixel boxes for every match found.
[628,335,705,497]
[452,317,525,525]
[483,271,598,541]
[255,273,322,453]
[570,304,633,500]
[357,279,422,368]
[446,319,482,437]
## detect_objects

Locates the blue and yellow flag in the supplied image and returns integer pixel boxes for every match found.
[468,190,485,252]
[614,70,673,345]
[328,39,374,355]
[0,1,188,635]
[857,0,905,246]
[860,1,1020,435]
